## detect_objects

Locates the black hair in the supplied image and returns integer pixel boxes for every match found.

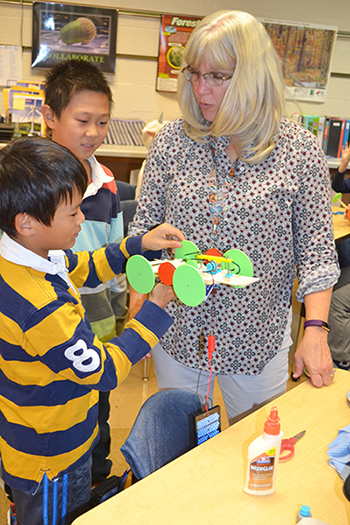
[44,59,113,118]
[0,136,88,237]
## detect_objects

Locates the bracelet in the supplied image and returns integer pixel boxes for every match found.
[304,320,331,332]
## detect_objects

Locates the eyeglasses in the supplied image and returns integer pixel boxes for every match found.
[181,66,232,87]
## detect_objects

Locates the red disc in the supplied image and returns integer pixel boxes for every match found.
[158,261,176,286]
[205,248,223,257]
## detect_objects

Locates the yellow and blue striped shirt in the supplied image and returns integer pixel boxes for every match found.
[0,233,172,492]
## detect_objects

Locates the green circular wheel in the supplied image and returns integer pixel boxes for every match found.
[222,249,254,277]
[126,255,155,294]
[175,240,200,262]
[332,192,342,204]
[186,259,199,269]
[172,264,206,307]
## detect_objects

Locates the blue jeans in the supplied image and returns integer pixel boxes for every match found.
[120,389,202,480]
[10,458,91,525]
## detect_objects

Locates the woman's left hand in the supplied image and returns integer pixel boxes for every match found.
[292,326,334,387]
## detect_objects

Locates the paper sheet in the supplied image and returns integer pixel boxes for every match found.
[0,46,22,86]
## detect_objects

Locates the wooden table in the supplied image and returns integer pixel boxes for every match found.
[332,206,350,242]
[74,369,350,525]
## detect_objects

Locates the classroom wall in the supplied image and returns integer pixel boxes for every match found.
[1,0,350,125]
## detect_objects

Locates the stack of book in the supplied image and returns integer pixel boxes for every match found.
[104,118,146,146]
[0,123,15,142]
[322,117,350,158]
[292,113,350,159]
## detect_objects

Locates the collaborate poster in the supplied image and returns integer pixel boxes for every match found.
[31,2,117,73]
[261,18,337,102]
[156,14,203,93]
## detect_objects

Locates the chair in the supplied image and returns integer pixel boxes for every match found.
[120,389,202,480]
[115,179,151,379]
[115,180,137,238]
[120,199,138,238]
[115,180,136,201]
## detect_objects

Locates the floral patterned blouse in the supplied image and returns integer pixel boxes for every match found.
[129,118,340,375]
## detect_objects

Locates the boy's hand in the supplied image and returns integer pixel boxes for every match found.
[149,283,175,309]
[339,142,350,172]
[142,223,185,254]
[346,204,350,221]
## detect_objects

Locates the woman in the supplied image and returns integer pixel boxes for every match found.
[129,10,339,423]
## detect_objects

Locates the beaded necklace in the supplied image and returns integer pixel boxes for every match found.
[209,145,238,247]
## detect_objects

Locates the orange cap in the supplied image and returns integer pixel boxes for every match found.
[264,406,280,435]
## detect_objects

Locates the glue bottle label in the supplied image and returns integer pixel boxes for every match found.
[247,450,276,491]
[244,407,283,495]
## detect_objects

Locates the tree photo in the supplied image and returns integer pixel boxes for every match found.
[262,19,337,101]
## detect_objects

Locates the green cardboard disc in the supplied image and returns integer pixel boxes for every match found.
[126,255,155,294]
[186,259,199,269]
[332,192,342,204]
[222,249,254,277]
[172,264,206,307]
[175,240,200,262]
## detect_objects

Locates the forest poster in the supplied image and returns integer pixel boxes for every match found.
[261,19,337,102]
[156,14,202,93]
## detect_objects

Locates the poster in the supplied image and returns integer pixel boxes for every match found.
[157,14,202,93]
[261,18,337,102]
[31,2,117,73]
[10,92,44,137]
[0,46,22,86]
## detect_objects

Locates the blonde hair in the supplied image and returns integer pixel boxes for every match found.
[177,10,285,164]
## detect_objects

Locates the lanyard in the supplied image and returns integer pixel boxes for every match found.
[209,145,238,247]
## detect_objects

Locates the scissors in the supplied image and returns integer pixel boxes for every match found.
[279,430,306,462]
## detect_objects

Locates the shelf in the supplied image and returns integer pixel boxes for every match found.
[96,144,148,158]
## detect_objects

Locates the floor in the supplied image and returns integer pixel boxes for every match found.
[0,297,306,523]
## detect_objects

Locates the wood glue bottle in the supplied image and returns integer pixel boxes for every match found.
[244,406,283,495]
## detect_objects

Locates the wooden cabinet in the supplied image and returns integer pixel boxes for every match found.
[95,154,144,183]
[95,145,148,183]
